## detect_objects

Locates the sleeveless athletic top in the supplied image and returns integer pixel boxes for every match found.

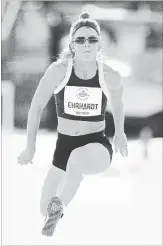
[54,59,110,122]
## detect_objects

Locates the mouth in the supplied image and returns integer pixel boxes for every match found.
[83,51,91,53]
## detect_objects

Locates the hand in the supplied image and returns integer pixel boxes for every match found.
[17,148,35,165]
[113,132,128,157]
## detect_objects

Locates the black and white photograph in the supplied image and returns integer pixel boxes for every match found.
[1,0,163,245]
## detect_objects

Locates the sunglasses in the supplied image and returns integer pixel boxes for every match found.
[73,36,99,44]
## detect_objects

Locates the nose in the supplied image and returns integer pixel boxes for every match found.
[84,40,90,47]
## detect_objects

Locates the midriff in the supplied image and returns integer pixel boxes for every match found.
[57,116,105,136]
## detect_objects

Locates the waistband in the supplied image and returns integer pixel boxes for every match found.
[56,113,105,122]
[57,130,105,140]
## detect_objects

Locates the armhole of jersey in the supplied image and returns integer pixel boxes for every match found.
[98,61,110,100]
[53,58,73,95]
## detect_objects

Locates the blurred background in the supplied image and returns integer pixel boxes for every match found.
[1,0,163,138]
[1,1,163,245]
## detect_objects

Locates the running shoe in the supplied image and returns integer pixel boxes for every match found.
[41,197,64,236]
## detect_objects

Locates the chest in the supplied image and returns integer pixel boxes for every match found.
[64,85,103,116]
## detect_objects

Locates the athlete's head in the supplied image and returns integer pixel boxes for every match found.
[69,13,101,62]
[58,12,103,62]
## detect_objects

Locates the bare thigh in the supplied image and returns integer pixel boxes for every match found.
[71,143,111,175]
[40,165,65,215]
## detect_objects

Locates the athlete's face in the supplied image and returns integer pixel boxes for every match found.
[71,27,100,62]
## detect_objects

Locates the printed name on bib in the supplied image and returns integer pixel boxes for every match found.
[64,86,102,117]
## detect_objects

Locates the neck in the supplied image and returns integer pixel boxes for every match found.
[73,57,97,71]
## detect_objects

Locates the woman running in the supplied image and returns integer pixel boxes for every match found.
[17,12,128,237]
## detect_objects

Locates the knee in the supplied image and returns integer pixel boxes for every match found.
[82,144,110,175]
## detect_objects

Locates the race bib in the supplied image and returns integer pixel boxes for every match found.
[64,86,102,117]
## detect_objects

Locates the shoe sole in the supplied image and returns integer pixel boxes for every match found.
[41,199,63,236]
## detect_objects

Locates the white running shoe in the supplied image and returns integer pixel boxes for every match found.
[41,197,64,236]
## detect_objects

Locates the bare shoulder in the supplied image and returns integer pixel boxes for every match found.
[40,59,68,91]
[45,59,68,78]
[102,62,122,91]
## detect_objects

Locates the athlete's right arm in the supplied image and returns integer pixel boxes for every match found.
[17,61,67,164]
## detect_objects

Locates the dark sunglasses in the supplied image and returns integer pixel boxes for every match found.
[73,36,99,44]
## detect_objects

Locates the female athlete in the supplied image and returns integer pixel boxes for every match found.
[17,12,128,236]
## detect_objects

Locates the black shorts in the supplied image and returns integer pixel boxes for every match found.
[52,130,113,171]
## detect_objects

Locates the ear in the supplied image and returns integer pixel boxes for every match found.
[97,45,101,52]
[69,42,75,52]
[97,39,103,52]
[98,38,102,50]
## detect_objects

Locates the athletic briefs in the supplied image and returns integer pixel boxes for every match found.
[52,130,113,171]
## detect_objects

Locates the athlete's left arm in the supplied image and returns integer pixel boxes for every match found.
[104,65,128,157]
